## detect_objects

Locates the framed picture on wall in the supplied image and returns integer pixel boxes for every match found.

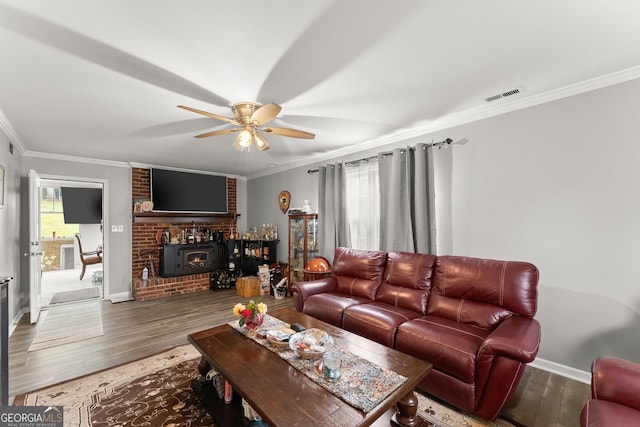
[0,163,4,208]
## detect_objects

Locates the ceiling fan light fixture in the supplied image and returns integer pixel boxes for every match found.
[179,101,315,152]
[254,132,269,151]
[237,128,253,148]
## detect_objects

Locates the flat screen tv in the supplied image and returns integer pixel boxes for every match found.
[150,168,228,213]
[61,187,103,224]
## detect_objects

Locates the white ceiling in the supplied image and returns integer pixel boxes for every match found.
[1,1,640,178]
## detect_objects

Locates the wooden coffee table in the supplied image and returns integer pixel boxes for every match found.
[188,307,432,426]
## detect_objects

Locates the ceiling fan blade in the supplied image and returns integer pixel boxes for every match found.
[251,103,282,126]
[178,105,238,125]
[262,127,315,139]
[194,128,238,138]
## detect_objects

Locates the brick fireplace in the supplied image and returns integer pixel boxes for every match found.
[131,167,237,300]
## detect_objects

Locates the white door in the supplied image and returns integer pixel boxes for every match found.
[28,169,42,323]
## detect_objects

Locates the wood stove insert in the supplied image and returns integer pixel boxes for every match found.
[159,243,219,277]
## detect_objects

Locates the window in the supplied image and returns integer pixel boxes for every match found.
[40,185,79,239]
[345,160,380,250]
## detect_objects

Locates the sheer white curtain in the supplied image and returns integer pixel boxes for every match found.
[345,159,380,250]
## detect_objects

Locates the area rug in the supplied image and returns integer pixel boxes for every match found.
[417,393,518,427]
[50,287,100,304]
[28,300,103,351]
[15,345,210,427]
[16,344,518,427]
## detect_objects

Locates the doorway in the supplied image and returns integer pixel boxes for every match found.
[38,178,104,307]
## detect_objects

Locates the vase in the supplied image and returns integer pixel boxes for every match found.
[244,314,264,337]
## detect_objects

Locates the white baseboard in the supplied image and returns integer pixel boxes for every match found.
[108,291,134,303]
[530,357,591,384]
[9,309,24,337]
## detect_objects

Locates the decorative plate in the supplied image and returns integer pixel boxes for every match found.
[278,190,291,214]
[141,200,154,212]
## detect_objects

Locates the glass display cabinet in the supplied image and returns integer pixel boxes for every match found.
[288,213,319,294]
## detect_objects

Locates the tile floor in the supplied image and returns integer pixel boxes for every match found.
[40,263,103,307]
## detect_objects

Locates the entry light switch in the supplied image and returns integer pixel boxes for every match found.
[111,225,124,232]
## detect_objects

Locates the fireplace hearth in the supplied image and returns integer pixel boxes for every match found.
[160,244,219,277]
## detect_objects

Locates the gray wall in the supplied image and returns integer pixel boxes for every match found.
[21,156,133,302]
[447,78,640,376]
[247,77,640,380]
[246,168,319,263]
[246,140,453,262]
[0,130,22,331]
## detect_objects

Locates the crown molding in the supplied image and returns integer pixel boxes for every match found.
[0,108,26,155]
[248,64,640,180]
[24,151,131,168]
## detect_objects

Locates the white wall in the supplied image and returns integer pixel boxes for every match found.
[0,130,21,330]
[248,77,640,375]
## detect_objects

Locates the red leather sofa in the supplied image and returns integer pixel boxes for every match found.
[292,247,541,421]
[580,357,640,426]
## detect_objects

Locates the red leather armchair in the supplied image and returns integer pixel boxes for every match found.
[580,356,640,426]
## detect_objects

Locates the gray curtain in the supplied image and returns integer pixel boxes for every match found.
[318,162,351,263]
[378,143,436,253]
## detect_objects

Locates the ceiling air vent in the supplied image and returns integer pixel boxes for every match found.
[485,86,525,102]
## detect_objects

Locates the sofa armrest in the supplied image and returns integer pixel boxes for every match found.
[473,316,540,401]
[292,277,337,311]
[478,316,541,363]
[591,357,640,411]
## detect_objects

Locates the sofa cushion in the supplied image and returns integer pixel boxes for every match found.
[427,294,512,330]
[342,302,422,347]
[430,256,539,327]
[332,247,387,300]
[302,293,371,327]
[396,315,491,384]
[375,251,436,314]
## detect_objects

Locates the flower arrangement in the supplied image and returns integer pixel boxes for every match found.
[233,299,268,328]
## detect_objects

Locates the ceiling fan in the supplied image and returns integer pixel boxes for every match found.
[178,102,315,151]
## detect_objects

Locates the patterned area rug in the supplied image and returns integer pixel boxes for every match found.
[28,300,103,351]
[15,345,210,427]
[15,344,517,427]
[417,393,517,427]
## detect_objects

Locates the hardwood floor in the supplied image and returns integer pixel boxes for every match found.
[9,290,590,426]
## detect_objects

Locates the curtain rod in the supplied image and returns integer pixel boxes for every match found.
[307,137,452,174]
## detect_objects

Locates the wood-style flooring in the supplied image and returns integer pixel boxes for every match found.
[9,289,590,426]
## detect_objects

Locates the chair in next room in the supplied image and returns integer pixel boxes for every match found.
[75,233,102,280]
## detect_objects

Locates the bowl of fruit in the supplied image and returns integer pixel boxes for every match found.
[289,328,334,360]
